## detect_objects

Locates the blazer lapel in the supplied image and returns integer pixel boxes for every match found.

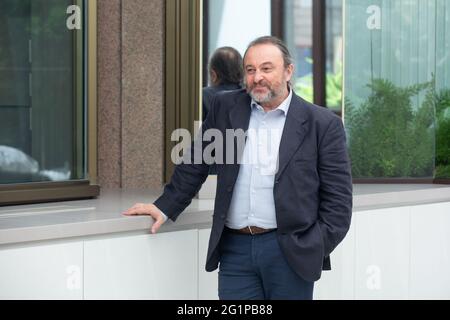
[225,92,252,185]
[229,92,252,132]
[275,94,309,180]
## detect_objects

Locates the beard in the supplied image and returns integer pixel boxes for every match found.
[246,81,285,105]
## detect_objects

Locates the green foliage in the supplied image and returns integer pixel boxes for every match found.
[325,66,343,110]
[346,78,436,178]
[435,89,450,178]
[30,3,68,39]
[293,61,343,111]
[294,74,314,103]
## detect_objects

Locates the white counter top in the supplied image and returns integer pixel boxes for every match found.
[1,184,450,246]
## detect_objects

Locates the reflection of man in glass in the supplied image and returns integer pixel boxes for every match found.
[202,47,243,121]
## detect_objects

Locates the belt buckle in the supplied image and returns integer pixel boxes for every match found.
[247,226,254,235]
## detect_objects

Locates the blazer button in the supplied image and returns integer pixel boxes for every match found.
[227,186,233,192]
[221,214,226,220]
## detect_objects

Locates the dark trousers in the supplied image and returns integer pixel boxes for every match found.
[218,228,314,300]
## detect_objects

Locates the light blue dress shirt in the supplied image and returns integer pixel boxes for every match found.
[157,90,293,228]
[226,90,292,230]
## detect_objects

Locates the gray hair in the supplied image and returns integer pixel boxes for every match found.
[244,36,294,68]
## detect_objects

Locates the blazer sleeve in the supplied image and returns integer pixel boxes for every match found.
[153,97,218,221]
[317,115,353,257]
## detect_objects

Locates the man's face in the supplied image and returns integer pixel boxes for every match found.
[244,44,293,106]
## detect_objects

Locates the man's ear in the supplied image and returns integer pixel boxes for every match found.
[286,64,294,82]
[210,69,218,85]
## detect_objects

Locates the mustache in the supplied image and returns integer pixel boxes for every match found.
[247,81,270,90]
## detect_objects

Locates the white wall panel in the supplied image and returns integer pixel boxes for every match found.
[84,230,198,300]
[410,202,450,299]
[354,207,410,299]
[0,242,83,300]
[198,228,218,300]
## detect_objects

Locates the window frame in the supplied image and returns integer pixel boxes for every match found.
[165,0,202,182]
[0,0,100,206]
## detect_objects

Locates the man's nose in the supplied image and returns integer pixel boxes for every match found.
[254,70,264,83]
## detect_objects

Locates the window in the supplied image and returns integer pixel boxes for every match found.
[344,0,450,181]
[167,0,450,184]
[284,0,314,105]
[325,0,343,111]
[203,0,271,87]
[0,0,99,205]
[282,0,343,112]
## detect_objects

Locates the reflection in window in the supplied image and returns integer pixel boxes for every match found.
[0,0,85,184]
[344,0,450,179]
[285,0,343,111]
[284,0,314,104]
[325,0,343,111]
[205,0,271,85]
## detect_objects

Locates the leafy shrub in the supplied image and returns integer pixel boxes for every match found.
[345,79,435,178]
[435,89,450,178]
[293,62,343,111]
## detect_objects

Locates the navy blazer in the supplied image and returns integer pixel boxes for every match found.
[154,89,353,282]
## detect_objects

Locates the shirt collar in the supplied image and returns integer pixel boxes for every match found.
[251,89,293,116]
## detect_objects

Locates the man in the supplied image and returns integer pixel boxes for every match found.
[202,46,243,121]
[202,46,242,175]
[123,36,353,300]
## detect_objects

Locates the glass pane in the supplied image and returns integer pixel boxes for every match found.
[206,0,271,85]
[325,0,343,111]
[285,0,343,111]
[435,0,450,179]
[344,0,450,179]
[285,0,314,104]
[0,0,85,184]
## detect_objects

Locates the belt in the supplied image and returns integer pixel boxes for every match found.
[225,226,276,235]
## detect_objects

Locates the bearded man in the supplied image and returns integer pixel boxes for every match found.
[124,36,353,300]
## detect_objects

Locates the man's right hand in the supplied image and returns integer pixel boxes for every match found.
[122,203,166,234]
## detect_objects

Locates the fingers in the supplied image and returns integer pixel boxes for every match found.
[122,203,145,216]
[122,204,166,234]
[151,216,164,234]
[122,208,137,216]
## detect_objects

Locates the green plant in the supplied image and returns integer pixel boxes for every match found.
[345,78,435,178]
[435,89,450,178]
[325,66,343,109]
[293,60,343,111]
[294,74,314,103]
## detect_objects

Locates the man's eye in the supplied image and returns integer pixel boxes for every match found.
[263,67,272,72]
[247,69,255,74]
